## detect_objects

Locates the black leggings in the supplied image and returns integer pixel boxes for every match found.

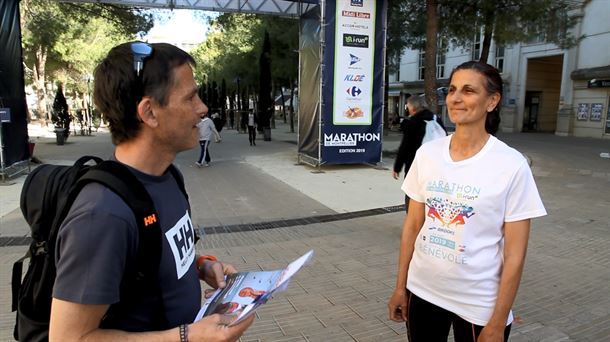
[406,292,511,342]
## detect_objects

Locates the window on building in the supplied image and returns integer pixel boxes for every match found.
[495,46,505,73]
[436,39,447,78]
[472,32,481,60]
[419,50,425,80]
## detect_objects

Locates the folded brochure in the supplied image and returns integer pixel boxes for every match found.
[194,249,314,326]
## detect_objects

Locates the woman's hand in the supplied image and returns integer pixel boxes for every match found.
[477,323,505,342]
[388,288,408,322]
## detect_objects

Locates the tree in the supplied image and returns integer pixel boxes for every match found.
[386,1,439,112]
[20,0,153,123]
[258,30,273,140]
[190,13,299,134]
[51,84,70,137]
[439,0,586,63]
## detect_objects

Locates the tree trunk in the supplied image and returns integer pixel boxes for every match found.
[424,0,439,114]
[480,20,494,63]
[34,45,48,124]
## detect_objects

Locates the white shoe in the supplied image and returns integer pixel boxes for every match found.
[195,162,202,167]
[205,163,210,167]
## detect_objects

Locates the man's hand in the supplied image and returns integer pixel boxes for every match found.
[189,314,255,342]
[392,171,400,180]
[199,260,237,289]
[388,288,408,322]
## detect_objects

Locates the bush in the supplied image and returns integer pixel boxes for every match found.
[51,84,71,138]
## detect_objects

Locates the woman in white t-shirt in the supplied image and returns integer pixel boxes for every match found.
[388,61,546,342]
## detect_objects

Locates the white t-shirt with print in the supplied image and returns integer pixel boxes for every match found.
[402,134,546,326]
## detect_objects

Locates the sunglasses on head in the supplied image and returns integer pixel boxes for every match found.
[131,42,153,76]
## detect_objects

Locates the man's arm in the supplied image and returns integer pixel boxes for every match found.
[50,299,254,342]
[388,200,425,321]
[478,219,531,342]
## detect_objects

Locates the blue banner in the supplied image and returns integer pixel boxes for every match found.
[321,0,386,164]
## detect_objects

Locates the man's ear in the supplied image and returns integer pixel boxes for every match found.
[137,97,158,127]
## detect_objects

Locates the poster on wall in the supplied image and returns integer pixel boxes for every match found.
[590,103,603,121]
[576,103,590,121]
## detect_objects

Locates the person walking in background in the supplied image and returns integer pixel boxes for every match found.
[50,41,253,341]
[388,61,546,341]
[247,109,257,146]
[393,95,446,212]
[196,112,221,167]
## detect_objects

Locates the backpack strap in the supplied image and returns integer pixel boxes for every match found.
[77,161,162,282]
[74,161,188,329]
[167,164,188,201]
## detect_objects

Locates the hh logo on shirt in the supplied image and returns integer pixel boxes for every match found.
[165,211,196,279]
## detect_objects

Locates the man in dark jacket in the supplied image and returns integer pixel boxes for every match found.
[393,95,446,211]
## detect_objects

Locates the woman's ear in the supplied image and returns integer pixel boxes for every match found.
[137,97,158,127]
[488,93,501,112]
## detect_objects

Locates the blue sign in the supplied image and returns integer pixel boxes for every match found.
[322,0,386,164]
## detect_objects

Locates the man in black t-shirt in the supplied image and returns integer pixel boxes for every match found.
[49,42,254,341]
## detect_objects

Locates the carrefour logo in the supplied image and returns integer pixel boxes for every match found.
[346,86,362,97]
[344,74,365,82]
[349,54,361,66]
[351,0,363,7]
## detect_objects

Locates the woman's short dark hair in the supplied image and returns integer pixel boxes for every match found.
[449,61,503,135]
[93,42,196,145]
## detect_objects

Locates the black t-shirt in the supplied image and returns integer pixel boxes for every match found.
[53,164,200,331]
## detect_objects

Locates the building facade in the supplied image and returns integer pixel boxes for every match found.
[388,0,610,138]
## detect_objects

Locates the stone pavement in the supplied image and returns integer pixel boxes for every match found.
[0,121,609,341]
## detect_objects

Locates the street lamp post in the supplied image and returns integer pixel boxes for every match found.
[86,75,93,134]
[234,76,242,132]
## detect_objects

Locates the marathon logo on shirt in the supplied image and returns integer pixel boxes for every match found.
[165,211,196,279]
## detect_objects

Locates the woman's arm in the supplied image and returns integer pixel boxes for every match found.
[388,200,425,321]
[479,219,531,342]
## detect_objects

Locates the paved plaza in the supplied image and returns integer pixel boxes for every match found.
[0,121,609,341]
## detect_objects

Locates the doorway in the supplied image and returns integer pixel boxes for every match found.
[523,91,542,131]
[523,55,563,132]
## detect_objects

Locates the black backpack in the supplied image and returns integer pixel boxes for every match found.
[11,156,188,341]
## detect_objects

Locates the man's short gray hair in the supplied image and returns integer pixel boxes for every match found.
[407,95,428,112]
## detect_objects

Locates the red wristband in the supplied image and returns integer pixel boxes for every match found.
[196,255,217,270]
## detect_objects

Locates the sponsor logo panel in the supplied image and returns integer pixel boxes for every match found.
[343,34,369,48]
[341,10,370,19]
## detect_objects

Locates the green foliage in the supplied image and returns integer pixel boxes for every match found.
[190,13,298,91]
[391,0,584,64]
[438,0,585,61]
[20,0,153,105]
[386,0,427,72]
